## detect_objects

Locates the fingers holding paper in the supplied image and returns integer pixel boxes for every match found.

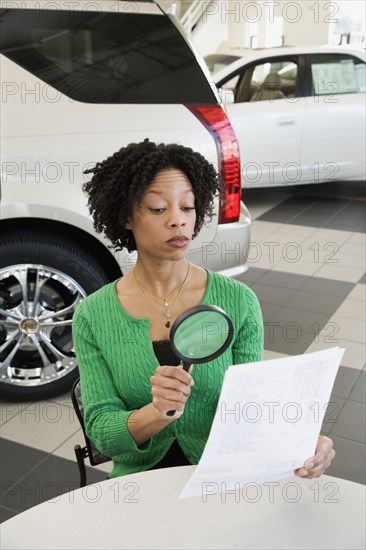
[295,435,336,479]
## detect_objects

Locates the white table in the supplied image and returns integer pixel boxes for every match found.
[1,466,365,550]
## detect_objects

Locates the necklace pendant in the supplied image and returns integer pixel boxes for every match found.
[164,299,169,307]
[165,321,171,328]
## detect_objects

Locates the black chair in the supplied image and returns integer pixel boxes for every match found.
[71,378,111,487]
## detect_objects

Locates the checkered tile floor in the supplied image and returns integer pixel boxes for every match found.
[1,182,365,523]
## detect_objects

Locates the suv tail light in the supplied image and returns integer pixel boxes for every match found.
[185,104,241,224]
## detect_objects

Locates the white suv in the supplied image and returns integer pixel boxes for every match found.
[0,0,251,400]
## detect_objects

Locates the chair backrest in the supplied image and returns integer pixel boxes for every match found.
[71,378,111,467]
[235,77,256,103]
[250,73,285,101]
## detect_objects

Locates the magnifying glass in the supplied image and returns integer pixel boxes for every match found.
[167,304,234,416]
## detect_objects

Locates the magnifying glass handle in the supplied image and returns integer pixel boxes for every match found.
[166,362,191,416]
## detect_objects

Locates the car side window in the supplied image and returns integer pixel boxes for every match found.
[310,54,366,96]
[234,59,298,103]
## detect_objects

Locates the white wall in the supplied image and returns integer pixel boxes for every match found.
[191,0,332,55]
[190,1,230,57]
[278,0,330,46]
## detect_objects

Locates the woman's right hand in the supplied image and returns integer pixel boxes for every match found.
[150,365,194,419]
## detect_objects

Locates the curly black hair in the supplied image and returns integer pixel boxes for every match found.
[83,139,223,252]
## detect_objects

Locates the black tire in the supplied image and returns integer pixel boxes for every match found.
[0,230,113,401]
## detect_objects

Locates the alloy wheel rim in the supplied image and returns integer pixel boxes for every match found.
[0,264,86,388]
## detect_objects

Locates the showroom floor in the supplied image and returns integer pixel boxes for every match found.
[1,181,365,523]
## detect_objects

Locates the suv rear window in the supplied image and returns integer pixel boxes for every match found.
[0,8,216,104]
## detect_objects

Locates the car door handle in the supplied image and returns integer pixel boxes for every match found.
[277,119,295,126]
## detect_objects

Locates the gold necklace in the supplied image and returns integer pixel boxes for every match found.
[133,262,191,328]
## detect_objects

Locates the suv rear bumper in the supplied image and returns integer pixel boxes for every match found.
[187,201,251,278]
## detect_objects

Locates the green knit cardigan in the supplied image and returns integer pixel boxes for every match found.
[72,270,264,478]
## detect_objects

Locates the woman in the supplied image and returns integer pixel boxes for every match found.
[72,139,335,480]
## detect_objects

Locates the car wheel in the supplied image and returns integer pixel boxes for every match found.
[0,231,113,401]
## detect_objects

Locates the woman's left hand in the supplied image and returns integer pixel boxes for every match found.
[294,435,336,479]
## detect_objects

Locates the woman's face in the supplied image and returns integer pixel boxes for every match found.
[126,169,196,261]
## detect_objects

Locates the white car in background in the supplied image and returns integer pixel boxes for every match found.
[204,45,287,76]
[204,47,253,76]
[212,45,366,188]
[0,0,250,400]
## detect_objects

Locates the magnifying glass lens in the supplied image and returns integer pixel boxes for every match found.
[173,310,230,360]
[166,305,234,417]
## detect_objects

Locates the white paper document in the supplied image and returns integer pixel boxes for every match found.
[180,347,344,499]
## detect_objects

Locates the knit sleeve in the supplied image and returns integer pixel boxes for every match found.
[72,304,153,458]
[232,285,264,364]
